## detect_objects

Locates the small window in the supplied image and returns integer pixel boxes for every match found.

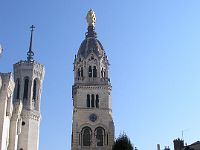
[87,94,90,108]
[22,121,25,126]
[96,95,99,108]
[77,68,80,77]
[81,67,83,77]
[88,66,92,77]
[33,79,37,100]
[23,77,29,99]
[103,70,106,78]
[101,68,104,78]
[91,94,95,108]
[93,66,97,77]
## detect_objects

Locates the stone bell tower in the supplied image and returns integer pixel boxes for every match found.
[71,9,115,150]
[11,26,45,150]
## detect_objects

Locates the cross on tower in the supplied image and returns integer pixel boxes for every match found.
[27,25,35,61]
[30,25,35,32]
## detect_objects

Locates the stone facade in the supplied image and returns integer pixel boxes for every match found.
[0,27,45,150]
[13,60,45,150]
[71,10,115,150]
[0,73,15,150]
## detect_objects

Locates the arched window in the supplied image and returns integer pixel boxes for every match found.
[23,77,29,99]
[91,94,95,108]
[87,94,90,108]
[77,68,80,77]
[33,79,37,100]
[96,94,99,108]
[82,127,92,146]
[16,78,20,99]
[81,67,83,77]
[93,66,97,77]
[95,127,105,146]
[101,68,104,78]
[103,70,106,78]
[88,66,92,77]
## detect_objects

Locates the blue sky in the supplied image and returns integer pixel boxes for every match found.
[1,1,200,149]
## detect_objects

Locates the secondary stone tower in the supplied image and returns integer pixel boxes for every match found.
[71,10,115,150]
[11,25,45,150]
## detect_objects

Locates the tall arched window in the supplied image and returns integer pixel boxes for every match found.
[96,94,99,108]
[103,70,106,78]
[93,66,97,77]
[88,66,92,77]
[95,127,105,146]
[81,67,83,77]
[101,68,104,78]
[33,79,37,100]
[82,127,92,146]
[23,77,29,99]
[87,94,90,108]
[91,94,95,108]
[16,78,20,99]
[77,68,80,77]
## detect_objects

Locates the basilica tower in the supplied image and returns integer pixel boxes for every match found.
[71,10,115,150]
[10,26,45,150]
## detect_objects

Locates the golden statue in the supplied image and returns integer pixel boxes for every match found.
[86,9,96,26]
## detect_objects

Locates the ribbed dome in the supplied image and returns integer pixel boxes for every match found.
[77,37,104,58]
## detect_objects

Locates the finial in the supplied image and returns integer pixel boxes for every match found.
[86,9,96,27]
[27,25,35,61]
[85,9,97,38]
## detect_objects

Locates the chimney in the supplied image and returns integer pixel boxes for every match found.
[164,146,170,150]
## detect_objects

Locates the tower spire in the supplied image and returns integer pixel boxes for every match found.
[27,25,35,61]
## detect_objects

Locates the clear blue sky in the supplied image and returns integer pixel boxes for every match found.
[1,1,200,150]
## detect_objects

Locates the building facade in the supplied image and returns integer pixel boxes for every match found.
[71,10,115,150]
[0,26,45,150]
[173,139,200,150]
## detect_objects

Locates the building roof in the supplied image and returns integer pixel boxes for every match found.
[189,141,200,146]
[77,35,105,58]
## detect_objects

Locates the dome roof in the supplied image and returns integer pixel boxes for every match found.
[77,37,105,58]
